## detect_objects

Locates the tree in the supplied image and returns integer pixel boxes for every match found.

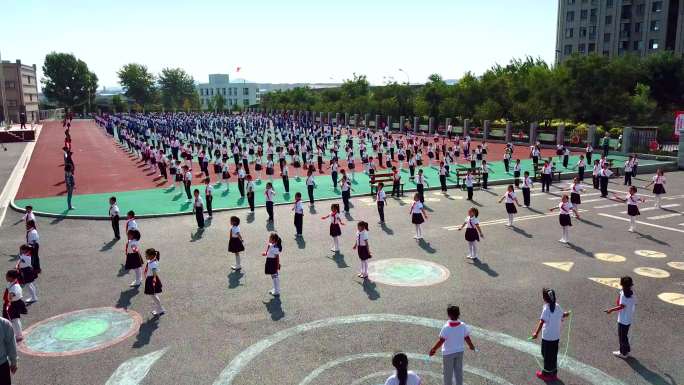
[117,63,156,111]
[213,94,226,112]
[205,98,215,112]
[111,94,126,113]
[158,68,196,111]
[42,52,98,110]
[626,83,657,125]
[641,52,684,112]
[415,74,446,118]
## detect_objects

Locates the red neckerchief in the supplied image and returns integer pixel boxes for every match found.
[448,321,461,327]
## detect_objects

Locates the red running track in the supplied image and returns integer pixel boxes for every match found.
[17,120,568,199]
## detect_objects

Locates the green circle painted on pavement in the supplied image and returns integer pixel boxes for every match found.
[54,318,110,341]
[368,258,450,287]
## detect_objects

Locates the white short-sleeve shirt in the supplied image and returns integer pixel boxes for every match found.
[439,321,471,355]
[504,192,516,203]
[384,371,421,385]
[411,202,424,214]
[617,291,636,325]
[145,260,159,277]
[230,225,240,237]
[7,282,22,301]
[356,230,369,246]
[540,303,564,341]
[266,243,280,259]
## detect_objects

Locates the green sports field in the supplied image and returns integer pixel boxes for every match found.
[14,155,671,217]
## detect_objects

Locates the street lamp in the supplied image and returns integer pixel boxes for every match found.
[398,68,410,85]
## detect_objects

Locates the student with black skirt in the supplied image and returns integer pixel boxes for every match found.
[263,233,282,296]
[498,185,522,227]
[353,221,371,279]
[643,169,666,209]
[409,193,428,240]
[513,159,522,187]
[612,186,645,232]
[125,229,143,287]
[17,245,38,303]
[4,270,27,342]
[192,189,205,228]
[292,192,304,237]
[457,207,484,261]
[549,194,579,243]
[228,216,245,271]
[321,203,344,252]
[530,288,570,382]
[143,248,165,316]
[565,177,585,215]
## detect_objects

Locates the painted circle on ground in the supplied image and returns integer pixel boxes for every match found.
[212,313,627,385]
[634,250,667,259]
[667,261,684,271]
[633,267,670,279]
[306,353,512,385]
[594,253,626,263]
[367,258,450,287]
[658,293,684,306]
[20,307,142,357]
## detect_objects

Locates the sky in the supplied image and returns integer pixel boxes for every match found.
[3,0,558,88]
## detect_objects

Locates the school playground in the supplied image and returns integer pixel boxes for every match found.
[12,120,676,218]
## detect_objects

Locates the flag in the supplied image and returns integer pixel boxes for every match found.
[236,67,241,73]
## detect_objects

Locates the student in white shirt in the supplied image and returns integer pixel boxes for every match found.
[376,182,387,223]
[182,165,193,201]
[17,245,37,303]
[428,305,475,385]
[463,171,475,201]
[306,170,316,206]
[643,169,666,208]
[262,233,283,296]
[264,182,275,222]
[549,194,580,243]
[564,177,585,214]
[457,207,484,260]
[521,171,533,207]
[612,186,645,232]
[143,248,165,316]
[352,221,371,278]
[246,175,256,212]
[292,193,304,237]
[192,189,205,229]
[531,289,570,381]
[604,276,636,358]
[3,271,27,342]
[25,220,41,274]
[414,169,428,203]
[409,193,428,239]
[21,206,35,227]
[498,185,522,227]
[384,353,421,385]
[228,216,245,270]
[204,178,214,218]
[321,203,344,252]
[109,197,121,239]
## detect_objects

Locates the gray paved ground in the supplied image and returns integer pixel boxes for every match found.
[0,142,26,189]
[1,171,683,385]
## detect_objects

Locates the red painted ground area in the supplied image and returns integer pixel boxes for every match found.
[17,120,568,199]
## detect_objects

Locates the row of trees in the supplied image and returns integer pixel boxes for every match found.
[262,53,684,131]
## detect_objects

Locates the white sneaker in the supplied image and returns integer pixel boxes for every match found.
[25,297,37,304]
[269,289,280,296]
[152,310,166,316]
[130,281,141,287]
[612,351,628,358]
[558,239,568,244]
[230,265,242,271]
[628,227,634,232]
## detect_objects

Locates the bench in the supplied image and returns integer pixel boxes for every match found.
[533,168,562,182]
[606,159,621,177]
[370,172,404,196]
[454,167,482,189]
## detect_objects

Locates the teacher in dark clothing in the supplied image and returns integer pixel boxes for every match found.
[0,317,17,384]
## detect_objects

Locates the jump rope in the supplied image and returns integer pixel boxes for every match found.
[527,310,574,370]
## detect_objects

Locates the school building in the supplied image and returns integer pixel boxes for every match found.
[0,59,40,123]
[197,74,261,109]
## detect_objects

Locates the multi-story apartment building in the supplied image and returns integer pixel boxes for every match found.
[1,59,40,123]
[197,74,260,109]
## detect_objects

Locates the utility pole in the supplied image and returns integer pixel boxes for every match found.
[0,50,9,128]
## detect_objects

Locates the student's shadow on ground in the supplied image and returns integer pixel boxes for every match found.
[380,223,394,235]
[471,258,498,277]
[164,186,175,193]
[526,207,544,214]
[266,221,275,232]
[172,193,183,202]
[328,252,348,268]
[418,239,436,254]
[50,212,69,225]
[132,317,160,348]
[636,232,670,247]
[626,357,678,385]
[358,279,380,300]
[263,297,285,321]
[568,242,594,258]
[227,270,244,289]
[296,236,306,249]
[246,212,255,223]
[115,287,139,310]
[468,200,483,207]
[511,226,533,238]
[344,212,355,221]
[576,217,603,228]
[481,189,497,196]
[221,189,230,197]
[100,238,119,252]
[423,206,434,213]
[116,264,128,277]
[190,228,204,242]
[308,205,317,214]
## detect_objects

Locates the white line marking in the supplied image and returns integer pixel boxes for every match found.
[105,348,168,385]
[664,194,684,200]
[547,192,601,200]
[620,204,679,214]
[598,213,684,234]
[443,209,587,230]
[593,203,622,209]
[647,213,682,220]
[212,313,626,385]
[0,126,41,226]
[301,353,513,385]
